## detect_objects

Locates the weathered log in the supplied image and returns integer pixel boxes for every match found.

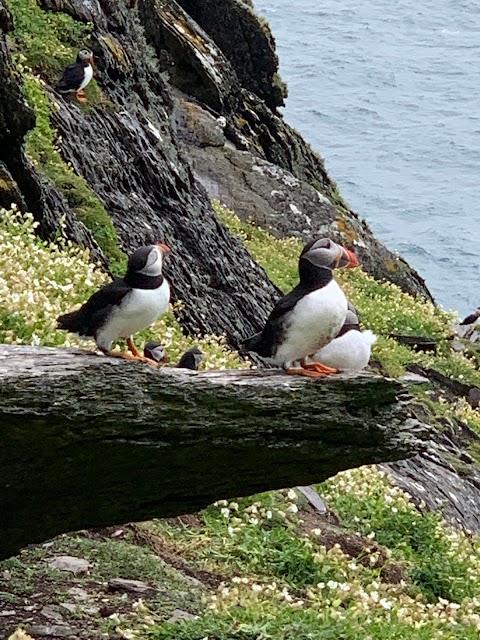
[0,345,426,559]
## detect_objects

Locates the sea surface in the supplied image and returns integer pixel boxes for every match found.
[256,0,480,316]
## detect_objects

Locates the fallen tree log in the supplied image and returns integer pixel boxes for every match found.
[0,345,427,558]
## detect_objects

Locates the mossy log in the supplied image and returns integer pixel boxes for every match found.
[0,345,427,559]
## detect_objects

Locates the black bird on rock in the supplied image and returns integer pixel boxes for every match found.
[460,307,480,326]
[55,48,94,103]
[57,244,171,365]
[244,237,359,377]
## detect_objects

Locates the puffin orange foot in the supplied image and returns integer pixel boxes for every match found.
[76,92,88,103]
[101,348,159,367]
[127,337,160,367]
[285,367,328,378]
[301,360,339,375]
[101,349,138,362]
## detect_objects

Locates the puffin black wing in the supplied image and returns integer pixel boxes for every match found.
[56,63,85,93]
[57,279,131,337]
[244,286,305,357]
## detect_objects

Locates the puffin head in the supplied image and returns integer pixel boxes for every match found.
[144,341,168,363]
[300,237,359,271]
[77,49,94,65]
[176,347,204,371]
[127,243,171,278]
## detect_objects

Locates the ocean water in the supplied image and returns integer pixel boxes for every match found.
[256,0,480,316]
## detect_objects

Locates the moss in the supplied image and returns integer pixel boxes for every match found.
[468,440,480,466]
[97,34,130,71]
[8,0,92,78]
[336,215,359,244]
[23,75,127,273]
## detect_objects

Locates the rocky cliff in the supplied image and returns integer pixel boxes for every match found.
[0,0,432,354]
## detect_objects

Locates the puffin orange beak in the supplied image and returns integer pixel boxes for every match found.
[339,247,359,269]
[156,243,171,257]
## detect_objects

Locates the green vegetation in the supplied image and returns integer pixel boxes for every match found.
[7,0,90,77]
[1,531,204,635]
[8,0,120,268]
[23,75,126,272]
[147,478,480,639]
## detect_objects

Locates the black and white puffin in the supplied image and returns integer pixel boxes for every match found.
[55,49,94,103]
[313,308,377,371]
[244,237,359,377]
[57,244,171,364]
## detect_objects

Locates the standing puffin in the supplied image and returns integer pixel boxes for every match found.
[57,244,171,364]
[313,308,377,371]
[244,237,359,377]
[55,49,94,103]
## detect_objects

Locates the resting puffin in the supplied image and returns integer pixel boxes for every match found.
[55,49,94,103]
[57,244,171,364]
[244,237,359,377]
[313,308,377,371]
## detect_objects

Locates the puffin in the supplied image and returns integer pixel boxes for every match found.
[144,341,169,364]
[144,343,204,371]
[57,244,171,364]
[55,49,94,103]
[312,308,377,371]
[244,237,359,377]
[460,307,480,326]
[176,347,204,370]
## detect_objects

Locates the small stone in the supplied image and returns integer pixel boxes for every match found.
[47,556,90,575]
[26,625,79,638]
[2,570,11,580]
[60,603,77,614]
[107,578,156,595]
[0,610,16,616]
[66,587,89,600]
[111,529,124,538]
[167,609,197,624]
[80,605,99,615]
[41,606,64,623]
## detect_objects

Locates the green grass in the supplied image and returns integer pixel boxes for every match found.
[320,467,480,604]
[22,75,127,273]
[152,605,480,640]
[8,0,122,270]
[8,0,91,77]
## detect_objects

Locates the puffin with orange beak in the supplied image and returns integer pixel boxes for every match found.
[57,244,171,365]
[244,237,359,377]
[55,49,94,103]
